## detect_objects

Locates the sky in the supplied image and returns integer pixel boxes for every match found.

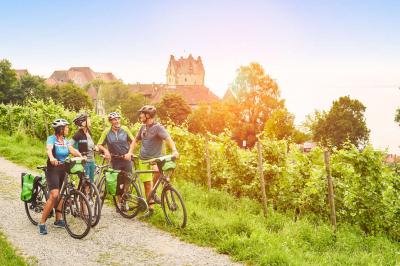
[1,0,399,153]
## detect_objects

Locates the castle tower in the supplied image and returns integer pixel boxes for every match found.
[166,54,205,86]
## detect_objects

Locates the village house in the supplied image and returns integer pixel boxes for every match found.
[46,67,117,115]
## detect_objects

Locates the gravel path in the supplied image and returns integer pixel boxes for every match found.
[0,157,243,266]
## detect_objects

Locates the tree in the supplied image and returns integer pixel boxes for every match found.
[230,63,284,147]
[264,108,295,140]
[0,59,21,103]
[97,81,131,112]
[48,83,93,111]
[120,93,148,123]
[19,73,48,100]
[188,102,237,135]
[395,108,400,126]
[157,93,191,125]
[311,96,370,149]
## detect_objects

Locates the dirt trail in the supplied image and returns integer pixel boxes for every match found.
[0,157,242,266]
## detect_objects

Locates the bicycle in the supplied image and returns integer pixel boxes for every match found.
[79,152,102,227]
[24,158,93,239]
[95,154,148,219]
[97,153,187,228]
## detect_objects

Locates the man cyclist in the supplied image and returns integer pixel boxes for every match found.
[130,105,179,216]
[39,118,83,235]
[97,112,135,206]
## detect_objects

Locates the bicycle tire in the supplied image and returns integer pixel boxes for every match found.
[81,181,102,227]
[113,179,143,219]
[97,176,107,208]
[161,185,187,228]
[62,190,92,239]
[24,183,48,225]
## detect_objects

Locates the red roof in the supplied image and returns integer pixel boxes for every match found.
[130,84,219,106]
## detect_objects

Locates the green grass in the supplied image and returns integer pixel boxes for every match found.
[147,180,400,265]
[1,131,399,265]
[0,231,28,266]
[0,131,46,170]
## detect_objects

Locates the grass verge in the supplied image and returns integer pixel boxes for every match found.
[0,231,28,266]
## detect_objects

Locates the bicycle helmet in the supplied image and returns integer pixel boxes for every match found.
[73,113,88,126]
[108,112,121,120]
[51,118,69,128]
[138,105,156,118]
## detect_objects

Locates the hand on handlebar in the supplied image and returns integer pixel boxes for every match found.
[124,152,133,161]
[103,150,111,160]
[50,158,60,166]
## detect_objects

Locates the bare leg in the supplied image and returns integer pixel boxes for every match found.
[40,189,59,224]
[144,181,152,208]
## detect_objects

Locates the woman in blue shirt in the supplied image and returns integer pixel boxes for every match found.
[39,118,83,235]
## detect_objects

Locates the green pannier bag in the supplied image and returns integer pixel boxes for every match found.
[20,173,36,202]
[105,169,120,196]
[162,161,176,171]
[65,158,85,174]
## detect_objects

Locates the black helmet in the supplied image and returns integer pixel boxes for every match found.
[51,118,69,128]
[138,105,156,118]
[73,113,88,126]
[108,112,121,121]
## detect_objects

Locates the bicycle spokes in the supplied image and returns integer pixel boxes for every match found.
[161,186,187,228]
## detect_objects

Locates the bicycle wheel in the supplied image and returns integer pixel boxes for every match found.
[81,181,102,227]
[62,190,92,239]
[113,179,145,219]
[97,176,107,208]
[161,185,187,228]
[24,183,48,225]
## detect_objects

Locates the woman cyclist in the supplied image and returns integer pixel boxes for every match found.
[38,118,83,235]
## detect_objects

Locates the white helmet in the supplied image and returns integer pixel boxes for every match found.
[108,112,121,120]
[51,118,69,128]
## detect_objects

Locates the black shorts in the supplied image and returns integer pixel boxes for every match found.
[46,166,66,191]
[111,159,132,173]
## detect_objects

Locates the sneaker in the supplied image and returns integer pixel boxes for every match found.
[38,224,47,235]
[153,194,161,204]
[53,220,65,228]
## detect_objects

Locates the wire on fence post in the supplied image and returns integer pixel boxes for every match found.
[324,150,337,232]
[257,140,268,218]
[205,134,211,190]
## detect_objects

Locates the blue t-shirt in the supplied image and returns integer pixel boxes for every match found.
[47,135,71,162]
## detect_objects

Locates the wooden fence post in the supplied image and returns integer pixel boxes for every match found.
[29,111,35,137]
[205,135,211,190]
[257,141,268,218]
[8,108,13,136]
[324,150,337,232]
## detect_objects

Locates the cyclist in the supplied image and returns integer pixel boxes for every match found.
[131,105,179,216]
[70,113,98,183]
[39,118,83,235]
[97,112,135,204]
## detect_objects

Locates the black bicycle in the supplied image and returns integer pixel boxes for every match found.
[24,159,93,239]
[96,154,187,228]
